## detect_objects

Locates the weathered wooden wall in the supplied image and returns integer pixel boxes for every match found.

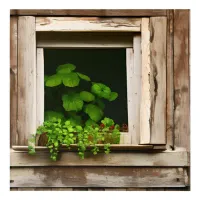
[10,9,190,191]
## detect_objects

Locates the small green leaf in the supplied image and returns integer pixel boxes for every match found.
[45,74,62,87]
[91,83,111,99]
[56,63,76,74]
[109,92,118,101]
[80,91,95,102]
[77,72,91,81]
[62,72,80,87]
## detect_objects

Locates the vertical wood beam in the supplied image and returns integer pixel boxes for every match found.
[140,17,167,144]
[17,17,36,145]
[174,10,190,150]
[166,10,175,149]
[10,17,18,146]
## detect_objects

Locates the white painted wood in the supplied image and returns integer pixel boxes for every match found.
[131,34,142,144]
[36,17,141,32]
[140,18,151,144]
[126,48,135,144]
[36,48,44,128]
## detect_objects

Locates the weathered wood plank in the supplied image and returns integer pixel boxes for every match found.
[10,17,18,146]
[149,17,167,144]
[10,188,18,191]
[36,17,141,32]
[131,34,142,144]
[34,188,52,191]
[10,167,187,188]
[18,188,35,191]
[73,188,88,191]
[173,10,190,151]
[17,17,36,145]
[105,188,126,191]
[10,150,188,167]
[37,32,133,48]
[12,144,154,152]
[126,48,135,144]
[140,18,151,144]
[10,9,167,17]
[36,48,44,128]
[126,188,146,191]
[166,10,174,149]
[140,17,167,144]
[51,188,73,191]
[88,188,104,191]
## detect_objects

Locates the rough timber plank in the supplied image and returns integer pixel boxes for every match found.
[10,9,167,17]
[140,17,167,144]
[173,10,190,151]
[36,17,141,32]
[149,17,167,144]
[140,18,151,144]
[126,48,135,144]
[17,17,36,145]
[10,17,18,146]
[166,10,174,149]
[131,35,142,144]
[10,167,186,188]
[36,32,133,48]
[10,150,188,167]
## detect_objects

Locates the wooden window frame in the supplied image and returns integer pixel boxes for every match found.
[13,16,166,149]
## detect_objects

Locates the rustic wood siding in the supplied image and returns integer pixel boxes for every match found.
[10,9,190,191]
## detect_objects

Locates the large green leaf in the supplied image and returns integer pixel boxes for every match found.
[91,83,111,99]
[80,91,95,102]
[56,63,76,74]
[62,93,83,111]
[108,92,118,101]
[67,116,82,126]
[45,74,62,87]
[84,104,103,122]
[62,73,80,87]
[44,111,64,121]
[77,72,91,81]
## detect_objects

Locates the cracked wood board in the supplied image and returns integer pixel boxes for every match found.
[140,17,167,144]
[36,17,141,32]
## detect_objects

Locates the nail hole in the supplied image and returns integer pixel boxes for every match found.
[176,178,180,182]
[10,180,14,183]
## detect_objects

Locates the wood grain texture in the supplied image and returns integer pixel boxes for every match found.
[173,10,190,151]
[17,17,36,145]
[140,18,151,144]
[140,17,167,144]
[131,35,142,144]
[126,48,135,144]
[10,150,189,167]
[36,48,44,128]
[10,167,187,188]
[36,17,141,32]
[10,9,167,17]
[36,32,133,48]
[166,10,174,149]
[10,17,18,146]
[149,17,167,144]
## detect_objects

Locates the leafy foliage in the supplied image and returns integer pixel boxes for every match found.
[29,63,121,161]
[28,117,120,160]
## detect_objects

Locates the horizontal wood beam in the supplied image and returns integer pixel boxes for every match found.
[37,32,134,48]
[36,17,141,32]
[10,149,189,167]
[10,167,187,188]
[11,9,167,17]
[12,144,154,152]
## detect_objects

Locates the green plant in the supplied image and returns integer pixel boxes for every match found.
[28,117,120,160]
[44,63,118,124]
[28,63,121,160]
